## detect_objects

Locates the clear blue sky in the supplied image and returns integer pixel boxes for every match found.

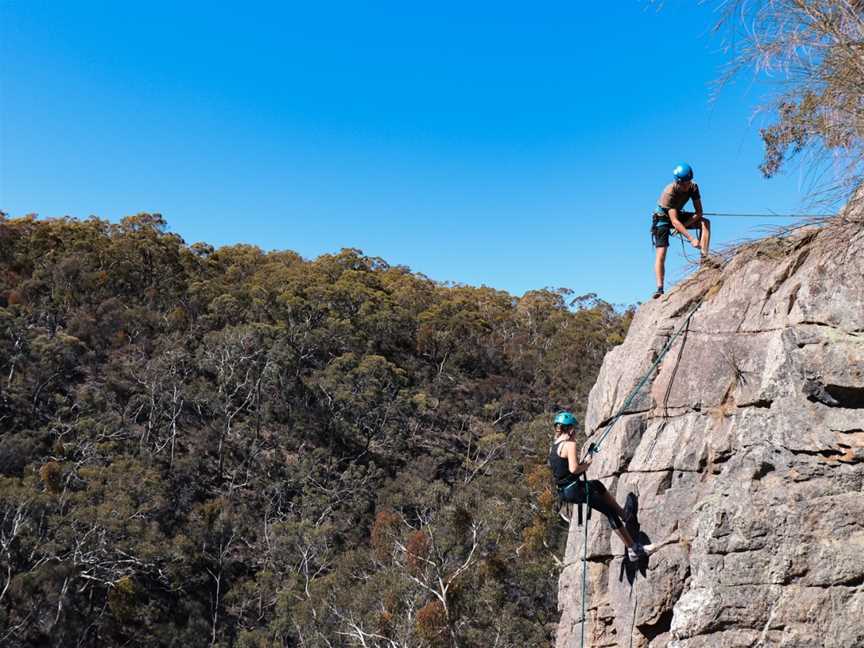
[0,1,826,304]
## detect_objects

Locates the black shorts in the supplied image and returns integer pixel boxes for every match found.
[652,211,696,248]
[559,479,623,529]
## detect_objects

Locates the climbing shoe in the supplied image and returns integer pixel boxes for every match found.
[652,287,664,299]
[627,543,655,561]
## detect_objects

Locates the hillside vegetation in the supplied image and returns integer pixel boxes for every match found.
[0,213,631,648]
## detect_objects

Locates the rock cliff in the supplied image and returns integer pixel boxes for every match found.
[555,212,864,647]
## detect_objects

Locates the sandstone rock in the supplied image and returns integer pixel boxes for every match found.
[556,214,864,647]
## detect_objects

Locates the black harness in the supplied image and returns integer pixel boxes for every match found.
[651,212,673,247]
[558,475,591,525]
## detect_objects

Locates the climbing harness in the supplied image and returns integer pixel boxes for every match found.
[650,213,671,247]
[559,477,591,526]
[575,295,705,648]
[649,209,699,249]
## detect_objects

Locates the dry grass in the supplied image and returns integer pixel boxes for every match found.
[669,189,864,301]
[645,1,864,203]
[688,188,863,272]
[710,1,864,202]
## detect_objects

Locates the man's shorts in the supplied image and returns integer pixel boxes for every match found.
[652,210,696,248]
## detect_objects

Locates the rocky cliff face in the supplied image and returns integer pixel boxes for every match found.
[555,214,864,648]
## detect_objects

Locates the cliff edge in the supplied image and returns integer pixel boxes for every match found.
[556,210,864,647]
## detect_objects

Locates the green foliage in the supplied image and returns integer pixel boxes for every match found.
[0,214,632,647]
[710,0,864,195]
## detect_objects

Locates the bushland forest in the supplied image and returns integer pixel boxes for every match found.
[0,213,632,647]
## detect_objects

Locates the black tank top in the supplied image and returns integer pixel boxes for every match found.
[548,440,577,487]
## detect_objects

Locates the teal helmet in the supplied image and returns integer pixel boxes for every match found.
[553,411,578,427]
[672,162,694,182]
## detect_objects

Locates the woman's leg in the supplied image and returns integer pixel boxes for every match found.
[587,482,655,559]
[587,482,635,548]
[614,526,636,548]
[598,488,626,520]
[600,490,637,548]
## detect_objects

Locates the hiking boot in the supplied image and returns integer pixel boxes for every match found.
[700,254,719,268]
[652,287,664,299]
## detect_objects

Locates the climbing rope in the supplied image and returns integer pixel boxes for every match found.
[575,295,705,647]
[591,297,704,454]
[579,479,590,648]
[647,313,693,461]
[674,224,701,264]
[702,211,835,219]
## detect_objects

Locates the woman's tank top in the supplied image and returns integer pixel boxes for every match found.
[548,440,577,487]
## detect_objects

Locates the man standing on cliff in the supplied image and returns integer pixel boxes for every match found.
[650,162,712,299]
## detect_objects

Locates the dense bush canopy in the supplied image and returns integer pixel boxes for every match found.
[0,213,632,647]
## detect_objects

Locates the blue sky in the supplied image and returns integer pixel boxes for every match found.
[0,1,828,304]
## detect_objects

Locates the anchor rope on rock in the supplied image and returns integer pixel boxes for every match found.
[576,295,705,648]
[702,211,835,219]
[591,297,705,454]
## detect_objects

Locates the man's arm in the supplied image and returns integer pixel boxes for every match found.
[693,197,703,218]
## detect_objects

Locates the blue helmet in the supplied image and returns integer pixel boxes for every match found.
[553,411,578,427]
[673,163,694,182]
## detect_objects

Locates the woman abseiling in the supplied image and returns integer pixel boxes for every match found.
[548,411,653,561]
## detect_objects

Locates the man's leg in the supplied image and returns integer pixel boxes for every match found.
[700,217,711,255]
[654,246,667,294]
[651,216,671,297]
[682,214,711,257]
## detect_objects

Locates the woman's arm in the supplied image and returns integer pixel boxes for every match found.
[565,441,591,475]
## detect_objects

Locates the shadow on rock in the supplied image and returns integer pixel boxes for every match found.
[620,530,652,586]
